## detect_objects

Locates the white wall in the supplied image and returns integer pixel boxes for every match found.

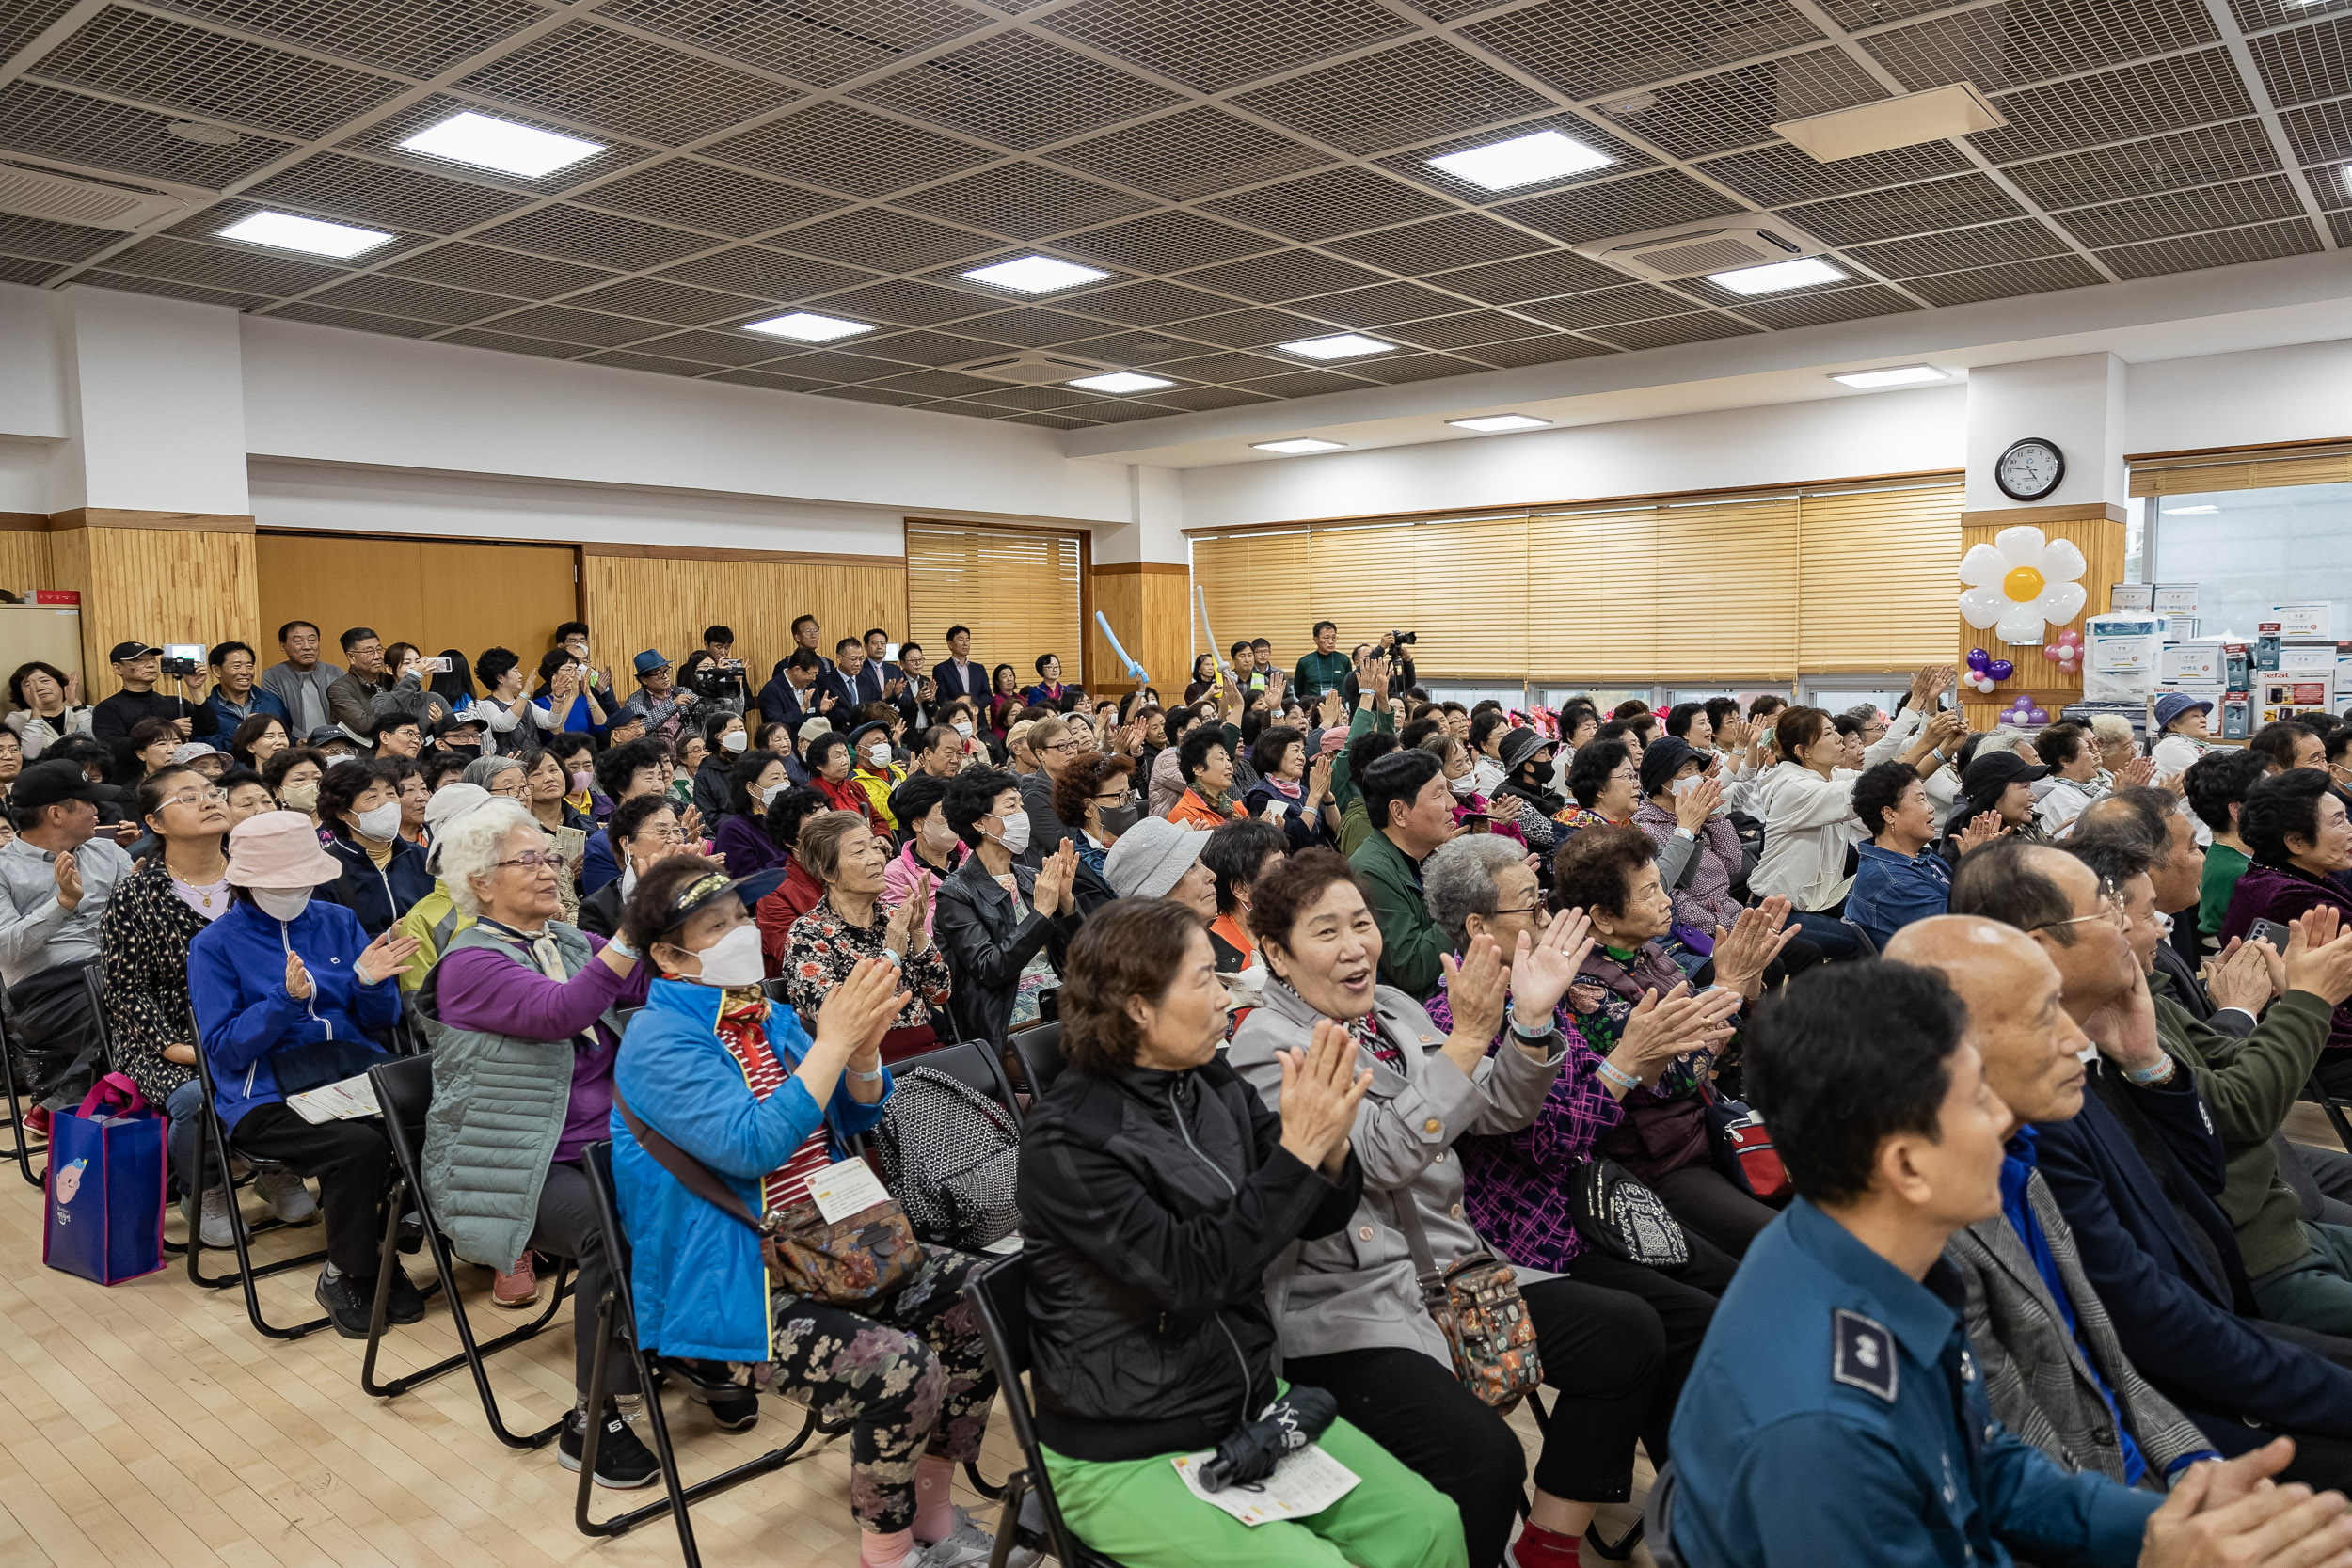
[0,285,66,445]
[1176,382,1966,530]
[1963,353,2125,512]
[0,437,63,514]
[62,289,249,514]
[2126,338,2352,456]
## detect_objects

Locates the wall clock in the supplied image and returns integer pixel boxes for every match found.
[1995,436,2065,502]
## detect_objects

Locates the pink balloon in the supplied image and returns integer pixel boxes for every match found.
[2042,644,2061,661]
[2058,629,2081,645]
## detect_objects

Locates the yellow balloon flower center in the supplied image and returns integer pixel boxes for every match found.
[2003,564,2045,601]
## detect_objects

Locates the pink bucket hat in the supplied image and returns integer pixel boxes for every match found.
[225,810,343,887]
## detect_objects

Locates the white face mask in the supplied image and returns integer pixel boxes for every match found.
[720,730,749,753]
[1449,772,1479,797]
[757,781,787,809]
[866,741,893,768]
[953,721,974,738]
[355,800,402,841]
[993,809,1031,857]
[253,887,311,921]
[1671,771,1731,818]
[685,921,764,988]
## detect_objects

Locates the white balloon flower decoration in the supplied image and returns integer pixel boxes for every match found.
[1957,525,2088,646]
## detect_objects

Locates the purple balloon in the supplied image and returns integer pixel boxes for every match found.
[2027,707,2049,724]
[1966,647,1990,669]
[1986,659,2014,681]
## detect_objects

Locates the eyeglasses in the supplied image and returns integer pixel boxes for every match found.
[1492,899,1549,918]
[163,787,228,809]
[494,850,563,871]
[632,828,686,846]
[2034,881,2126,934]
[1039,739,1083,755]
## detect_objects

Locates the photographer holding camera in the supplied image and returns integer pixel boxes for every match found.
[92,641,216,777]
[675,625,749,715]
[1380,629,1418,695]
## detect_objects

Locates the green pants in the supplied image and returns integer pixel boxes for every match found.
[2252,1219,2352,1338]
[1041,1414,1468,1568]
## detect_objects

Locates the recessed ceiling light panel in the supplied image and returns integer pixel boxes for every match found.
[960,255,1109,293]
[1253,438,1346,453]
[1426,129,1613,192]
[1708,256,1847,295]
[1069,372,1171,393]
[1830,364,1946,388]
[1448,413,1551,432]
[1279,333,1394,361]
[398,111,603,178]
[743,311,874,342]
[217,210,392,258]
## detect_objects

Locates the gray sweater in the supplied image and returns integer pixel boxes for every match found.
[0,833,134,987]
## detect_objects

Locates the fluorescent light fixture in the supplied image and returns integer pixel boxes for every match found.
[1426,129,1613,192]
[1708,256,1847,294]
[2163,504,2219,515]
[1448,413,1551,432]
[396,110,602,178]
[1069,372,1172,394]
[1279,332,1395,360]
[216,210,392,258]
[1253,438,1345,454]
[960,255,1109,293]
[1830,364,1946,388]
[742,310,874,342]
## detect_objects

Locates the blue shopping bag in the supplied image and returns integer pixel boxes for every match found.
[42,1072,167,1286]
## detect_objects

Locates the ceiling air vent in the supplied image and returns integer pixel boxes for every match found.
[0,161,181,230]
[1571,217,1831,284]
[948,349,1114,386]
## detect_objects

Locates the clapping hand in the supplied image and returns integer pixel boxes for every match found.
[813,956,904,1063]
[1032,840,1080,916]
[1277,1017,1374,1178]
[1307,752,1333,803]
[1711,895,1795,999]
[53,849,83,911]
[1957,810,2009,856]
[284,951,314,1001]
[1507,908,1596,1021]
[2137,1437,2352,1568]
[1926,708,1967,748]
[2283,906,2352,1008]
[1611,982,1741,1085]
[1440,932,1509,1045]
[2205,937,2279,1017]
[356,929,421,986]
[2116,754,2158,789]
[1674,777,1722,832]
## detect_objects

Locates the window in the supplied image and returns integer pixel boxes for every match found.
[2144,483,2352,641]
[904,522,1087,684]
[1801,680,1904,716]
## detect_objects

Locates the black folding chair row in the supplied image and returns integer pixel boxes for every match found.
[1007,1021,1064,1106]
[964,1251,1120,1568]
[0,974,48,1188]
[2306,1074,2352,1154]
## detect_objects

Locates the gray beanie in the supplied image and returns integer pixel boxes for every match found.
[1104,816,1213,899]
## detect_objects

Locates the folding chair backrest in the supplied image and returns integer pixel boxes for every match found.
[80,962,112,1072]
[965,1253,1094,1566]
[366,1054,436,1164]
[581,1140,636,1308]
[1010,1022,1065,1103]
[1645,1462,1682,1568]
[615,1006,645,1037]
[891,1037,1019,1121]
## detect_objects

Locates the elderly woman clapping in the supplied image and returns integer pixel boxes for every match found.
[418,798,663,1483]
[782,810,950,1061]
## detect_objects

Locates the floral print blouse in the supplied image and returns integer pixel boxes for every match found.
[782,895,951,1033]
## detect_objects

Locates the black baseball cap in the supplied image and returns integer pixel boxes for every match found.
[1638,736,1700,798]
[12,759,106,813]
[108,641,161,663]
[1961,751,2049,803]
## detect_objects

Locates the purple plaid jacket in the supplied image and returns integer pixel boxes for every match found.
[1427,989,1622,1271]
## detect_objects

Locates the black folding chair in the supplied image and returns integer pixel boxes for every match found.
[1007,1022,1064,1107]
[360,1056,568,1448]
[0,978,49,1186]
[574,1139,835,1566]
[889,1036,1021,1123]
[964,1252,1121,1568]
[1644,1461,1682,1568]
[183,1048,334,1339]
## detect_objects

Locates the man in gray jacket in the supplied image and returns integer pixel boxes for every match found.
[0,761,135,1111]
[258,619,342,739]
[1890,915,2218,1484]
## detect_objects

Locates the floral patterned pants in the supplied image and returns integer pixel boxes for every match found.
[765,1248,995,1532]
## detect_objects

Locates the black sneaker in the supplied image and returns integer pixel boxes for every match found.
[379,1266,427,1324]
[675,1357,760,1433]
[313,1268,373,1339]
[559,1404,661,1490]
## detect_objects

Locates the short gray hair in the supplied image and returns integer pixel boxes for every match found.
[463,755,525,792]
[2089,713,2136,748]
[437,800,539,917]
[1422,833,1528,954]
[1838,703,1883,729]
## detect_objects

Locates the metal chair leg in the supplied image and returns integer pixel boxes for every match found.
[0,1032,47,1187]
[184,1094,330,1338]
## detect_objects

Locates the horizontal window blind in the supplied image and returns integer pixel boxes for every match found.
[1190,478,1962,685]
[905,523,1085,684]
[2129,444,2352,497]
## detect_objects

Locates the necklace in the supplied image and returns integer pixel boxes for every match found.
[170,863,229,909]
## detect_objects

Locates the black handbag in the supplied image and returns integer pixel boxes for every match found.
[1566,1158,1689,1267]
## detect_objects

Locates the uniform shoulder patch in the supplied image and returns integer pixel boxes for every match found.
[1831,1307,1898,1402]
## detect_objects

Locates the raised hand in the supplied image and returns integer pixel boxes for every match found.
[357,929,421,986]
[1711,895,1795,999]
[2204,937,2278,1017]
[284,950,314,1001]
[1674,776,1722,832]
[1509,907,1595,1021]
[1277,1016,1375,1176]
[2116,754,2158,789]
[2283,906,2352,1007]
[53,849,83,911]
[1439,931,1509,1046]
[1307,752,1334,804]
[1957,810,2010,856]
[882,890,917,957]
[1609,982,1740,1085]
[813,956,904,1062]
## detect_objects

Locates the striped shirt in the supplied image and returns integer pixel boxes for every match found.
[713,992,830,1212]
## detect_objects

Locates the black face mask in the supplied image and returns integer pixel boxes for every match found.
[1099,802,1142,837]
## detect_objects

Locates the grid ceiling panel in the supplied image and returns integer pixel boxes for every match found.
[104,232,350,293]
[2095,215,2321,277]
[267,300,442,335]
[1044,107,1332,203]
[437,327,590,358]
[1340,347,1486,380]
[1176,249,1391,301]
[763,347,916,381]
[1904,254,2106,305]
[143,0,548,79]
[0,79,298,187]
[1391,309,1555,348]
[576,160,845,237]
[244,150,536,233]
[1599,49,1886,162]
[1971,49,2255,163]
[1376,116,1658,205]
[849,32,1183,150]
[2333,211,2352,248]
[813,383,931,405]
[1146,383,1279,409]
[890,162,1153,240]
[1136,348,1294,378]
[471,204,717,270]
[2056,173,2306,247]
[1457,332,1619,367]
[385,242,618,296]
[1053,327,1214,363]
[814,277,1006,326]
[2004,119,2280,210]
[2280,99,2352,166]
[771,206,999,270]
[866,369,1009,398]
[950,304,1109,344]
[591,0,990,88]
[1862,0,2218,95]
[706,368,834,392]
[1325,211,1554,271]
[340,95,651,192]
[0,0,79,70]
[0,257,67,285]
[627,327,798,366]
[1170,305,1339,346]
[471,302,662,346]
[1696,140,1974,207]
[1059,277,1252,325]
[1232,367,1383,396]
[309,272,514,322]
[82,268,273,308]
[456,23,800,146]
[1520,282,1693,329]
[1429,249,1629,303]
[580,348,722,376]
[1461,0,1826,102]
[2248,17,2352,108]
[651,246,872,298]
[1198,166,1453,241]
[845,328,1011,365]
[1495,169,1748,246]
[1228,38,1556,156]
[2228,0,2352,32]
[0,213,125,261]
[1587,309,1760,349]
[701,102,996,198]
[26,6,407,141]
[1725,281,1920,329]
[1304,279,1474,325]
[1844,218,2072,277]
[1781,172,2026,245]
[1056,209,1275,271]
[1815,0,1972,27]
[1038,0,1416,95]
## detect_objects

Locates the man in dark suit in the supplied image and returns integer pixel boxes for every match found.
[821,637,895,715]
[769,612,834,685]
[1949,839,2352,1486]
[759,649,830,732]
[932,624,984,706]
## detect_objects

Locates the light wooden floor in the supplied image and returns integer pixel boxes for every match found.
[0,1152,1632,1568]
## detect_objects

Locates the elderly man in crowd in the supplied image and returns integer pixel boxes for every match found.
[1,760,136,1113]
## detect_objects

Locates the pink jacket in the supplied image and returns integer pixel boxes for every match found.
[883,838,961,936]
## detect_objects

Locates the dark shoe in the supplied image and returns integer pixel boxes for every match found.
[379,1265,427,1325]
[705,1385,758,1433]
[675,1357,759,1433]
[559,1404,660,1490]
[313,1268,373,1339]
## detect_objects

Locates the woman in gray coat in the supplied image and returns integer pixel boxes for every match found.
[1227,848,1678,1568]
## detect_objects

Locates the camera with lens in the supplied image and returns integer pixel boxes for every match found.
[689,659,745,701]
[160,656,199,678]
[1388,630,1418,647]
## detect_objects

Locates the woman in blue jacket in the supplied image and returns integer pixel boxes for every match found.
[611,855,1002,1568]
[189,810,422,1338]
[319,756,433,935]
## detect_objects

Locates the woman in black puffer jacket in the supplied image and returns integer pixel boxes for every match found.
[1015,897,1466,1568]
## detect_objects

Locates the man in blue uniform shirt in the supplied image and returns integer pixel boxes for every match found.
[1668,959,2352,1568]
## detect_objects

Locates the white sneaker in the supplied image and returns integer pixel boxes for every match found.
[254,1170,318,1225]
[910,1510,1007,1568]
[190,1187,234,1249]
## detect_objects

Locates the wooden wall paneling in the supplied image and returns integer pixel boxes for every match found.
[1088,563,1190,697]
[73,527,261,702]
[257,533,580,684]
[581,552,909,694]
[0,529,52,597]
[1953,505,2125,729]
